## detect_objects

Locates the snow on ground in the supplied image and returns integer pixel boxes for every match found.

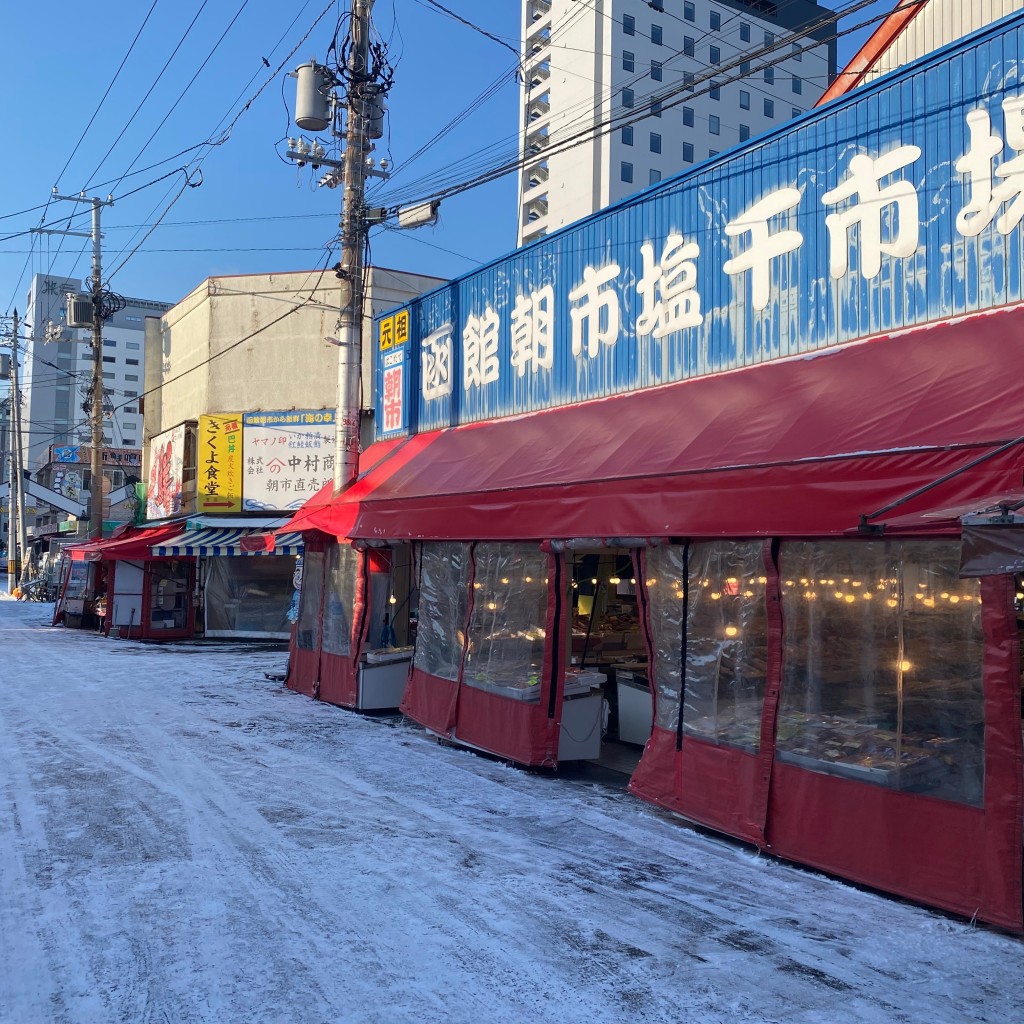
[0,595,1021,1024]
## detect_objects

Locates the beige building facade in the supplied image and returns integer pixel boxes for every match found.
[143,266,445,516]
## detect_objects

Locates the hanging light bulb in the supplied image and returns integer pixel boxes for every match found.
[591,578,598,585]
[609,576,620,585]
[389,593,396,606]
[487,601,497,611]
[724,626,738,637]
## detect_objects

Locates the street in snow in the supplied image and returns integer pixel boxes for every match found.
[0,593,1020,1024]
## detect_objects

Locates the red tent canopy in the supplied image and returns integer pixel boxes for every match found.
[69,524,185,562]
[294,304,1024,543]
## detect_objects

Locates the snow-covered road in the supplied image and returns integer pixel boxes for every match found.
[0,596,1020,1024]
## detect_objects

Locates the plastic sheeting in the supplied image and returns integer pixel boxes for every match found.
[322,542,359,656]
[646,543,768,751]
[413,543,471,682]
[631,536,1023,932]
[777,540,985,807]
[295,549,325,652]
[464,544,548,699]
[204,556,294,636]
[960,524,1024,576]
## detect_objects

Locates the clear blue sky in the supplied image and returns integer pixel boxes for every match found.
[0,0,893,318]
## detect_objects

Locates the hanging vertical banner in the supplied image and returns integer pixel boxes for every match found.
[146,424,186,519]
[242,410,336,511]
[198,414,243,512]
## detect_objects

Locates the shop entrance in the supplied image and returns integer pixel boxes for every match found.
[569,547,650,776]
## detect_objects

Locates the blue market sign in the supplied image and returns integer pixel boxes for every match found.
[375,14,1024,439]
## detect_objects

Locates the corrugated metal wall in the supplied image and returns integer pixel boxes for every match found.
[863,0,1022,86]
[376,12,1024,438]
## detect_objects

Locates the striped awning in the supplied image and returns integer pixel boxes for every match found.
[151,527,304,557]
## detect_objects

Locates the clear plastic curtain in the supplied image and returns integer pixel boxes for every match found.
[295,549,326,651]
[645,542,768,749]
[778,539,984,805]
[464,543,549,697]
[322,542,360,656]
[413,542,472,681]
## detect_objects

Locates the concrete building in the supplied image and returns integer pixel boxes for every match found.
[143,265,446,517]
[518,0,837,244]
[818,0,1021,104]
[12,275,169,535]
[20,273,172,472]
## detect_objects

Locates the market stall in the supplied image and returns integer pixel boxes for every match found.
[64,524,195,640]
[287,300,1024,931]
[287,531,414,709]
[150,519,304,640]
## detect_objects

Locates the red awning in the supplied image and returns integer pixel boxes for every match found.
[70,524,187,562]
[296,304,1024,543]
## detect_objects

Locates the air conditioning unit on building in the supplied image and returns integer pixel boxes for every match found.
[65,294,94,329]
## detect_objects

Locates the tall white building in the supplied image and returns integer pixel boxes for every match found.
[518,0,837,244]
[21,273,171,473]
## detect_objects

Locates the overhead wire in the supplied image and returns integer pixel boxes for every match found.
[371,0,914,212]
[372,0,876,206]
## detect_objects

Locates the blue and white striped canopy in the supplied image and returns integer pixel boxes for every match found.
[151,528,304,557]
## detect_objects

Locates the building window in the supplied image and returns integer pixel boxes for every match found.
[651,60,662,81]
[125,391,138,397]
[792,76,802,95]
[651,24,662,46]
[683,71,695,91]
[740,89,750,110]
[710,11,721,31]
[792,106,801,119]
[792,42,802,61]
[622,125,634,145]
[740,124,750,142]
[623,12,635,35]
[710,82,721,100]
[764,98,775,118]
[709,149,719,158]
[650,132,662,154]
[102,372,114,381]
[740,59,751,74]
[126,358,139,366]
[765,30,774,47]
[709,114,720,135]
[650,97,662,117]
[682,142,694,162]
[102,435,112,444]
[623,50,634,72]
[126,341,140,350]
[622,87,634,108]
[125,407,137,414]
[102,355,116,363]
[621,160,633,183]
[125,374,139,382]
[103,340,116,348]
[710,45,721,65]
[682,106,695,127]
[764,66,775,85]
[740,22,750,42]
[650,168,662,185]
[684,35,694,57]
[684,1,695,22]
[124,315,142,322]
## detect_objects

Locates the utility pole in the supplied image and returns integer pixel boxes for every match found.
[285,1,437,492]
[47,193,113,540]
[3,311,28,591]
[334,0,375,493]
[9,310,28,585]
